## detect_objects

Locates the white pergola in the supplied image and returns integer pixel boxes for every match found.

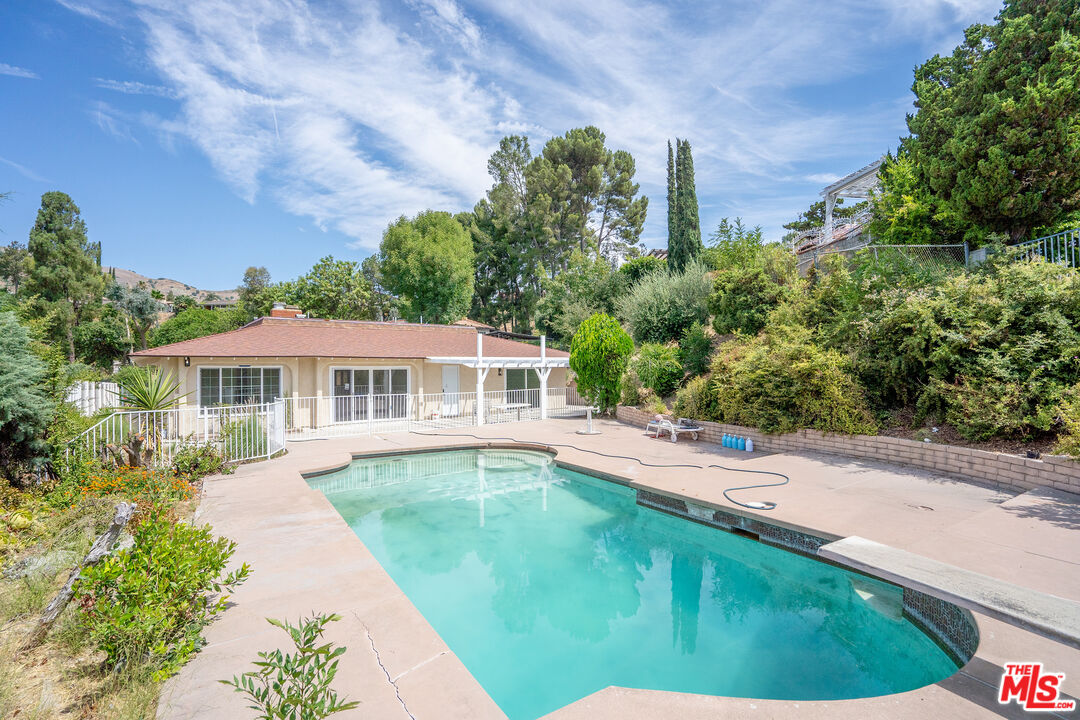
[820,159,883,247]
[426,334,570,423]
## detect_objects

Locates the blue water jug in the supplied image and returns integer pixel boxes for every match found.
[722,434,730,448]
[737,436,746,451]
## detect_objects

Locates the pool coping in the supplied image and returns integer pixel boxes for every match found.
[303,440,990,709]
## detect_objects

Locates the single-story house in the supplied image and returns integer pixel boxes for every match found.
[129,305,572,428]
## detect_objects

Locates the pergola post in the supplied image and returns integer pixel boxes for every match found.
[475,333,486,426]
[537,335,551,419]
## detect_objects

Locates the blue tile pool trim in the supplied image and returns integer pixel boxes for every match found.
[636,488,979,667]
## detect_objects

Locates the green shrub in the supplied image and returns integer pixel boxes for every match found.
[223,613,359,720]
[617,260,710,344]
[709,248,799,336]
[536,251,626,346]
[844,257,1080,440]
[221,413,268,460]
[617,255,666,285]
[672,374,718,421]
[76,509,249,679]
[1054,384,1080,457]
[0,312,54,481]
[678,321,712,378]
[641,392,668,416]
[632,343,683,397]
[710,327,877,435]
[935,376,1030,442]
[74,317,128,368]
[619,368,645,407]
[172,442,228,480]
[151,307,247,348]
[569,313,634,412]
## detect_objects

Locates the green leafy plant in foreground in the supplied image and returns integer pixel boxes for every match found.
[223,613,360,720]
[76,508,249,679]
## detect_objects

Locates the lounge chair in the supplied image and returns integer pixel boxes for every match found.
[645,416,703,443]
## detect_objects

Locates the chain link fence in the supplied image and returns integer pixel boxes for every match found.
[796,242,968,276]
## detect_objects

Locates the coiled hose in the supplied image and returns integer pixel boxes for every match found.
[407,429,790,511]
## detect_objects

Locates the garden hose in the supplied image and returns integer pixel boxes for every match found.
[406,429,790,511]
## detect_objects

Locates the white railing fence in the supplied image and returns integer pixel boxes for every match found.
[66,380,119,416]
[283,387,592,440]
[70,387,594,466]
[71,400,286,468]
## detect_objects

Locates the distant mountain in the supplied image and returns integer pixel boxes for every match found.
[105,267,238,303]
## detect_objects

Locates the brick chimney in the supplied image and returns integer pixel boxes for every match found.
[270,302,304,319]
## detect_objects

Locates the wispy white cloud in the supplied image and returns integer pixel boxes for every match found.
[54,0,120,27]
[89,101,141,145]
[95,77,178,98]
[0,63,39,80]
[123,0,998,248]
[0,156,49,183]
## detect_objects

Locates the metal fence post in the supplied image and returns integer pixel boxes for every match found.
[963,241,970,267]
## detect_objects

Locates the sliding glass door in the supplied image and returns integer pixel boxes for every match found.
[332,368,408,422]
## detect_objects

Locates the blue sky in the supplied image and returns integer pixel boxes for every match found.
[0,0,1002,290]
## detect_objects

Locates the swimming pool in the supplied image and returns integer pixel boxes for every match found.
[309,448,960,719]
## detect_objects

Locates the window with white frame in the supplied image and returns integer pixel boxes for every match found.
[505,368,540,406]
[199,367,281,408]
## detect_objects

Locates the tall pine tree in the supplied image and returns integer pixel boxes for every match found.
[26,192,104,362]
[666,140,677,255]
[906,0,1080,241]
[668,139,703,272]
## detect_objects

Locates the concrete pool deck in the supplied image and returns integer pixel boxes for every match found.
[158,418,1080,719]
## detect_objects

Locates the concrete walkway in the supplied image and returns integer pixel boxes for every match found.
[158,418,1080,719]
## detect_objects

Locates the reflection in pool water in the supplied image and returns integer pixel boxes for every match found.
[310,449,958,720]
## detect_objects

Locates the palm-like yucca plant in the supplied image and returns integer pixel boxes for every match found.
[116,367,193,462]
[117,367,190,411]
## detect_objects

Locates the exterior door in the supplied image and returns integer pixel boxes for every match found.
[332,369,369,422]
[442,365,459,416]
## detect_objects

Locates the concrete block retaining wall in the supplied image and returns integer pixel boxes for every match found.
[616,405,1080,496]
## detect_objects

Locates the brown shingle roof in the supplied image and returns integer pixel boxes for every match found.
[131,317,569,359]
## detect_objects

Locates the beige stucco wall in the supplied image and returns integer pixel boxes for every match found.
[132,356,570,402]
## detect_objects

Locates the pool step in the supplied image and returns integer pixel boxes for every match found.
[819,536,1080,650]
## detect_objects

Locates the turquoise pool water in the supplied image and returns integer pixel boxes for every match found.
[309,449,958,719]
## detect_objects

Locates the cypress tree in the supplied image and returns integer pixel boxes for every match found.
[666,140,677,257]
[670,139,702,272]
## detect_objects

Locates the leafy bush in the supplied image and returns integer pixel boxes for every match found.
[221,413,268,460]
[1054,384,1080,457]
[569,313,634,412]
[709,248,799,336]
[617,255,665,285]
[838,256,1080,440]
[617,259,710,344]
[76,509,249,679]
[172,442,228,480]
[672,374,718,421]
[0,311,54,481]
[632,343,683,397]
[678,321,712,378]
[619,368,645,407]
[709,327,878,435]
[74,316,129,368]
[537,251,626,345]
[641,392,668,416]
[151,307,247,348]
[223,613,359,720]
